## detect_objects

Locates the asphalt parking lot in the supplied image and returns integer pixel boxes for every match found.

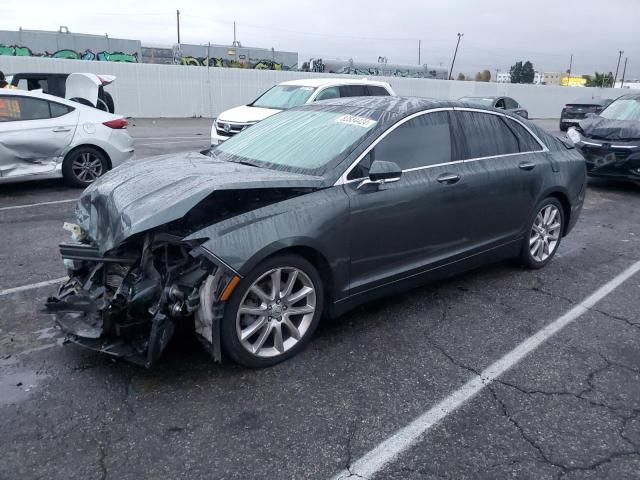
[1,119,639,480]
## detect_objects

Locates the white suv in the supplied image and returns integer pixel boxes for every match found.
[211,78,395,146]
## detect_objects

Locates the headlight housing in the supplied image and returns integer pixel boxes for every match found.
[567,127,581,145]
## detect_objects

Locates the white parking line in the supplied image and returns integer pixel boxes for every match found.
[329,259,640,480]
[0,277,67,297]
[133,136,205,141]
[135,140,208,146]
[0,198,77,212]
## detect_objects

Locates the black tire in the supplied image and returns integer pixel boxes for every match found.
[559,123,568,132]
[519,197,565,269]
[62,147,109,188]
[221,254,324,368]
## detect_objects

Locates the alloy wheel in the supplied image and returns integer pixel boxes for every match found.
[71,152,104,182]
[529,204,562,262]
[236,267,316,358]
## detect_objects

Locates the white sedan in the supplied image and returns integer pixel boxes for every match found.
[0,88,133,187]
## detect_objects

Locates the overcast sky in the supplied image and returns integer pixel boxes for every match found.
[1,0,638,78]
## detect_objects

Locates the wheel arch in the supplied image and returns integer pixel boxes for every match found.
[546,190,571,236]
[63,144,112,170]
[243,243,336,309]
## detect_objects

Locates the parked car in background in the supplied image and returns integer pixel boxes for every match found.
[0,88,132,187]
[49,97,585,368]
[567,93,640,184]
[8,72,116,113]
[211,78,396,146]
[559,97,614,131]
[458,96,529,118]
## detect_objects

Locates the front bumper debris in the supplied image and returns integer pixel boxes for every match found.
[577,144,640,182]
[46,233,239,367]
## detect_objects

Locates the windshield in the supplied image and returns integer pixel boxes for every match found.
[214,109,378,173]
[251,85,316,109]
[459,97,494,106]
[600,97,640,121]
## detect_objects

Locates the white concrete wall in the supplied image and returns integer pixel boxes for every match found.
[1,55,620,119]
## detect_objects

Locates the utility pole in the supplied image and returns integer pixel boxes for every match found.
[495,68,499,82]
[232,21,239,47]
[418,40,421,65]
[449,33,464,80]
[613,50,624,87]
[620,57,628,88]
[176,10,181,45]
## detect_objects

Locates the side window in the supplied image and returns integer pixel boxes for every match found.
[367,86,390,96]
[315,86,340,101]
[16,97,51,120]
[455,111,519,158]
[338,85,368,98]
[504,97,518,109]
[494,98,506,109]
[0,96,22,122]
[347,111,452,179]
[49,102,74,118]
[0,96,55,122]
[503,118,543,152]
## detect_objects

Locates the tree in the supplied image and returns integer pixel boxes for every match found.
[457,73,466,81]
[521,61,535,83]
[481,70,491,82]
[510,60,535,84]
[474,72,483,82]
[510,61,523,83]
[584,71,614,88]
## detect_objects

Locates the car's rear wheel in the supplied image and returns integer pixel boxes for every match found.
[520,198,564,269]
[62,147,108,188]
[221,254,324,368]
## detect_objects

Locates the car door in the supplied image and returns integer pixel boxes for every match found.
[343,110,472,294]
[0,95,78,178]
[450,109,547,252]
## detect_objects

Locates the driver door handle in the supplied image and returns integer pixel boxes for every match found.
[519,161,536,171]
[436,172,461,185]
[52,127,71,133]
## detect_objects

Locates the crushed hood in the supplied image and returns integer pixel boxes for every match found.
[579,116,640,141]
[217,105,280,123]
[76,152,324,253]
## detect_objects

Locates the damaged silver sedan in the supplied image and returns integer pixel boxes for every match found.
[47,97,586,368]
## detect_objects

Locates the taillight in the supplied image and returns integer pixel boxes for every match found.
[103,118,128,129]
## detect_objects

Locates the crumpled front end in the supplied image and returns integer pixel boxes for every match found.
[46,229,239,367]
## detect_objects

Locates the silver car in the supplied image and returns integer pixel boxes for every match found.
[0,88,133,187]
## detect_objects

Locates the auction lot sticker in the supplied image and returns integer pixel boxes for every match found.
[335,114,377,128]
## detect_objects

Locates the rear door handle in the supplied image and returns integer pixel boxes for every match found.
[52,127,71,133]
[436,172,461,184]
[519,161,536,171]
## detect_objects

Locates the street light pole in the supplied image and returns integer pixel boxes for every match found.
[620,57,628,89]
[613,50,624,87]
[176,10,181,46]
[449,33,464,80]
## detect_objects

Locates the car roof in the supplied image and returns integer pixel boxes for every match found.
[10,72,69,79]
[279,78,392,88]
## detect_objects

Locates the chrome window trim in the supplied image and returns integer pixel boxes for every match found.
[334,106,549,185]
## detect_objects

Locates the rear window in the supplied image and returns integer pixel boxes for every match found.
[455,111,520,158]
[367,86,390,96]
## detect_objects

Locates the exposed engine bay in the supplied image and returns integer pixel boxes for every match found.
[46,230,238,367]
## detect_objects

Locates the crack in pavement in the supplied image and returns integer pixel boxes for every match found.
[424,324,640,477]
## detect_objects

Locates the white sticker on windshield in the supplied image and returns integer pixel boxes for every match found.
[335,115,376,128]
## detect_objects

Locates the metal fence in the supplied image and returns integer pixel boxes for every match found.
[0,55,621,119]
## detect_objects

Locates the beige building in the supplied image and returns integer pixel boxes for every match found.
[544,72,561,86]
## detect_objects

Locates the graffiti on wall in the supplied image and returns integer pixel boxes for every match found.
[0,44,138,62]
[175,54,292,71]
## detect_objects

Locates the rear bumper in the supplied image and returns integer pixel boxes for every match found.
[104,130,134,167]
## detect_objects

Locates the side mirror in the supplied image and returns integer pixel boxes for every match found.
[358,160,402,189]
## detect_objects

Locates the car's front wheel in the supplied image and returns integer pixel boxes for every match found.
[62,147,108,188]
[520,198,565,269]
[221,254,324,368]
